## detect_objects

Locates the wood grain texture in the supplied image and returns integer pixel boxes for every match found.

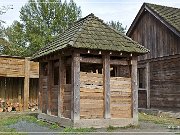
[103,55,110,119]
[80,72,104,119]
[110,77,132,118]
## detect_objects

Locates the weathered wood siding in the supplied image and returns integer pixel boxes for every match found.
[150,57,180,108]
[138,90,147,108]
[110,77,132,118]
[0,77,38,105]
[129,12,180,60]
[50,85,58,116]
[62,84,71,118]
[80,72,104,119]
[42,76,48,113]
[0,56,39,78]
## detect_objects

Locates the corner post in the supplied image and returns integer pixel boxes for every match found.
[58,57,63,117]
[103,54,111,119]
[146,62,150,109]
[131,56,138,124]
[38,62,42,113]
[23,57,30,111]
[71,52,80,121]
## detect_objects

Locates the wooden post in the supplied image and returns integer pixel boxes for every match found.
[131,57,138,124]
[103,54,111,119]
[71,52,80,121]
[146,62,150,109]
[58,57,63,117]
[38,62,42,113]
[47,61,52,115]
[23,58,30,111]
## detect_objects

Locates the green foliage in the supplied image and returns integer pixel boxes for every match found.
[63,127,96,132]
[107,125,119,132]
[107,21,126,34]
[18,0,81,56]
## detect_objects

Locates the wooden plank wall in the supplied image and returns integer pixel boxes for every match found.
[42,76,48,113]
[0,56,39,78]
[138,90,147,108]
[29,78,38,106]
[80,72,104,119]
[0,77,38,105]
[129,12,180,61]
[110,77,132,118]
[62,84,71,118]
[150,57,180,108]
[50,85,58,116]
[0,57,25,77]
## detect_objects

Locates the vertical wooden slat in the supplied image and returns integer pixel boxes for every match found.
[47,61,53,115]
[103,54,111,119]
[131,57,138,124]
[71,52,80,121]
[18,78,22,104]
[23,58,30,110]
[146,62,150,109]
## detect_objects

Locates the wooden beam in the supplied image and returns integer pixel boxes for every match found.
[71,52,80,121]
[110,60,129,65]
[103,54,111,119]
[146,62,150,109]
[38,62,43,113]
[47,61,53,115]
[23,58,30,110]
[80,57,102,64]
[58,57,64,117]
[131,57,138,124]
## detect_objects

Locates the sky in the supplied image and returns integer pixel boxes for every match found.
[0,0,180,30]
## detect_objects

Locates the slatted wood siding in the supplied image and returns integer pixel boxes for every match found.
[0,56,39,78]
[62,84,71,118]
[150,57,180,108]
[129,12,180,60]
[42,76,48,113]
[0,77,38,105]
[110,77,132,118]
[50,85,58,116]
[138,90,147,108]
[80,72,104,119]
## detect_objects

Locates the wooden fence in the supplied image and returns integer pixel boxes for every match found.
[0,55,39,111]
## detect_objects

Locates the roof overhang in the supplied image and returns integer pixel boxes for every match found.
[127,3,180,37]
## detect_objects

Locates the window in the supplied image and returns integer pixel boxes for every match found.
[42,63,48,76]
[138,68,145,88]
[53,60,59,85]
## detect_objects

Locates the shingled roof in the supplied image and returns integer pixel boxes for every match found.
[32,13,149,60]
[127,3,180,37]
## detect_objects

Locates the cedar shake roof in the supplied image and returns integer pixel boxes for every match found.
[32,13,149,60]
[127,3,180,37]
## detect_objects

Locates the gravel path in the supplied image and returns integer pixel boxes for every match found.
[7,120,180,135]
[8,121,63,135]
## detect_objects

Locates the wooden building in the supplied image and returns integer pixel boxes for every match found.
[0,55,39,111]
[32,14,148,128]
[127,3,180,109]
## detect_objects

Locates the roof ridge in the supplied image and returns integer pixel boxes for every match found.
[144,2,180,10]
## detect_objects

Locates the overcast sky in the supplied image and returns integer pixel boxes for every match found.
[1,0,180,30]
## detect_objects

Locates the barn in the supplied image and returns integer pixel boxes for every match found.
[32,13,148,128]
[127,3,180,109]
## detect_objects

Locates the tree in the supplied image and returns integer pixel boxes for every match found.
[4,21,27,56]
[107,21,126,34]
[0,5,13,54]
[19,0,81,56]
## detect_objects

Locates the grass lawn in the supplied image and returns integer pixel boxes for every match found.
[0,112,179,133]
